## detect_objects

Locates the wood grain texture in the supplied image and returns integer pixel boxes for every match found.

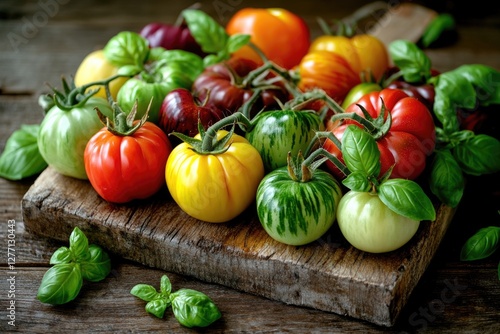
[22,167,456,326]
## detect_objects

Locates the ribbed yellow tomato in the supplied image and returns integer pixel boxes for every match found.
[74,49,129,100]
[309,34,389,81]
[165,130,265,223]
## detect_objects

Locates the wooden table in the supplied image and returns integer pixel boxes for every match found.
[1,0,499,332]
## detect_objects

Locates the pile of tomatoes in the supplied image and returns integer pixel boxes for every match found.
[36,7,498,254]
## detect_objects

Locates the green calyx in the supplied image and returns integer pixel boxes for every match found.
[97,98,149,137]
[43,74,133,113]
[287,150,332,183]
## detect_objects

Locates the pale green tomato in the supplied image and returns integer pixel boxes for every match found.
[38,97,112,180]
[337,191,420,253]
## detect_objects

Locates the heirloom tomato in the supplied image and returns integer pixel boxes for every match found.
[74,50,129,100]
[84,106,172,203]
[166,130,264,223]
[297,50,361,103]
[226,8,310,69]
[38,92,113,180]
[324,88,436,180]
[256,153,342,246]
[310,34,389,81]
[336,191,420,253]
[158,88,225,146]
[191,57,289,116]
[341,82,382,109]
[245,109,324,172]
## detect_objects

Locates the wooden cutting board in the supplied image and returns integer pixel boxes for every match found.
[21,167,456,327]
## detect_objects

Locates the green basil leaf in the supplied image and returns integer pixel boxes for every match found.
[117,64,142,76]
[454,64,500,106]
[104,31,149,68]
[379,178,436,221]
[37,263,83,305]
[226,33,251,54]
[0,124,47,180]
[341,125,380,178]
[420,14,456,48]
[460,226,500,261]
[130,284,160,302]
[80,244,111,282]
[145,298,169,319]
[453,134,500,176]
[429,149,465,207]
[389,40,432,83]
[183,9,228,54]
[170,288,221,328]
[69,227,90,262]
[342,171,371,192]
[50,246,72,265]
[160,275,172,295]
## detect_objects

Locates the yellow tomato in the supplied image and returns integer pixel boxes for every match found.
[74,49,129,100]
[310,34,389,81]
[165,130,265,223]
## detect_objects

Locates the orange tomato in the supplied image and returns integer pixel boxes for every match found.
[297,50,361,103]
[309,34,389,81]
[226,8,310,70]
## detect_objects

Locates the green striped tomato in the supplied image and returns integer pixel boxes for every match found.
[256,166,343,246]
[245,110,324,172]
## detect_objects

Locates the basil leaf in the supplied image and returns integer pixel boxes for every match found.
[37,263,83,305]
[342,171,371,192]
[455,64,500,106]
[104,31,149,68]
[160,274,172,295]
[226,33,251,54]
[170,288,222,328]
[130,284,160,302]
[420,14,456,48]
[460,226,500,261]
[145,298,169,319]
[0,124,47,180]
[379,178,436,221]
[341,125,380,178]
[80,244,111,282]
[69,227,90,262]
[183,9,228,54]
[453,134,500,176]
[50,246,72,265]
[429,149,465,207]
[389,40,432,83]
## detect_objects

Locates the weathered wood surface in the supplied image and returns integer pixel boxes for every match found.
[21,167,455,326]
[1,0,500,333]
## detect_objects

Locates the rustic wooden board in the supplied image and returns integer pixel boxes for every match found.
[21,167,456,327]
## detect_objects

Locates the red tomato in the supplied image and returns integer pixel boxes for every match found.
[84,122,172,203]
[297,50,361,103]
[226,8,310,69]
[324,88,436,180]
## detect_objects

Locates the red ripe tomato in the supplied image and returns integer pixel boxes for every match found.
[226,8,310,69]
[84,121,172,203]
[324,88,436,180]
[297,50,361,104]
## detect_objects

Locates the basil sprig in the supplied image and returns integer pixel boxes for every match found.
[341,125,436,222]
[37,227,111,305]
[389,40,500,207]
[182,9,250,67]
[131,274,221,328]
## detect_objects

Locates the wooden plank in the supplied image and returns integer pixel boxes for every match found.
[368,3,437,49]
[21,167,456,327]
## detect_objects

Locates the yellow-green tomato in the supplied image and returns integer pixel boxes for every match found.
[337,191,420,253]
[74,50,129,100]
[165,130,265,223]
[38,97,112,180]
